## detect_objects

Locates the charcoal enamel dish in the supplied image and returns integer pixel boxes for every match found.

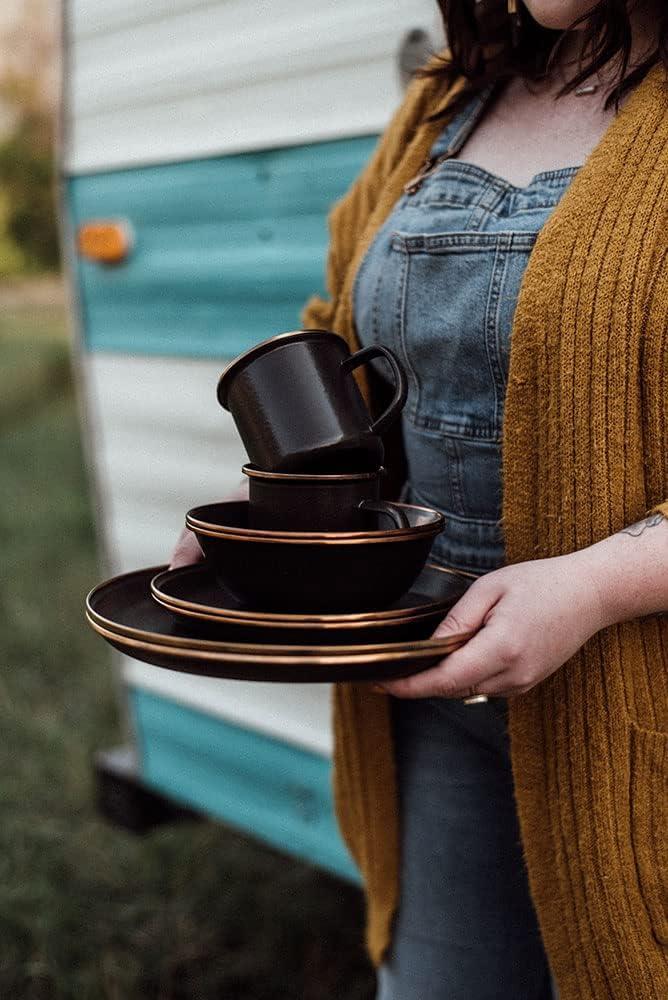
[150,562,471,641]
[185,500,445,613]
[86,567,473,683]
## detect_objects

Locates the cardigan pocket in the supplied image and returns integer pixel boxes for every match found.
[627,718,668,945]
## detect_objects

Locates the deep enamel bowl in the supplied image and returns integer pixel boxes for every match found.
[186,500,445,613]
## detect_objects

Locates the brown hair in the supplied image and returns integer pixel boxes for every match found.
[423,0,668,114]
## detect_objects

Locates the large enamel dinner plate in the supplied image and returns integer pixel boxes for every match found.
[86,567,474,683]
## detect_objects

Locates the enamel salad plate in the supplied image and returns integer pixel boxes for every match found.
[149,561,471,643]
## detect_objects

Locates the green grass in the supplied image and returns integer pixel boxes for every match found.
[0,303,374,1000]
[0,306,70,421]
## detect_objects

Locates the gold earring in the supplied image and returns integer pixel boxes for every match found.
[507,0,522,46]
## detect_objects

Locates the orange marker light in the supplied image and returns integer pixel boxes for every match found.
[77,220,133,264]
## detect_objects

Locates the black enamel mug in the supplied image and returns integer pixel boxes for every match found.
[243,464,410,532]
[217,330,408,473]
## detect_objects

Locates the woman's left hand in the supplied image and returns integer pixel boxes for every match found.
[379,551,613,699]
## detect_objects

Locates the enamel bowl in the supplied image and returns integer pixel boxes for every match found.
[185,500,444,613]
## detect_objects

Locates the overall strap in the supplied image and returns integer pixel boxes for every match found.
[404,81,500,194]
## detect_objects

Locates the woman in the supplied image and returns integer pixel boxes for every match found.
[173,2,668,997]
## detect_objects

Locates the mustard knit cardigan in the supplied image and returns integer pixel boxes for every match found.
[302,60,668,998]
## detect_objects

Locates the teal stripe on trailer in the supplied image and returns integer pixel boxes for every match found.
[130,688,360,882]
[67,137,377,359]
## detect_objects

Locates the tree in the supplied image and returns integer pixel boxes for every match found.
[0,0,60,275]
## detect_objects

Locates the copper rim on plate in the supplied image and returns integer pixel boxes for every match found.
[87,613,471,665]
[85,565,475,682]
[150,593,451,632]
[86,595,472,655]
[151,561,463,622]
[150,562,469,627]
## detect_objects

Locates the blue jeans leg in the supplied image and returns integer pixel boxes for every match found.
[376,696,554,1000]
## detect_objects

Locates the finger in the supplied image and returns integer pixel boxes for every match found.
[431,573,504,640]
[381,624,506,699]
[169,529,204,569]
[475,675,533,699]
[444,668,509,700]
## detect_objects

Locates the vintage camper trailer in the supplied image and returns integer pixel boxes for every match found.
[61,0,440,878]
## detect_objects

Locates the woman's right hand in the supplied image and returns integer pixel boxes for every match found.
[169,526,204,569]
[168,478,249,569]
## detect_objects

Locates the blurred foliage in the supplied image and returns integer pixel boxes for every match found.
[0,0,60,280]
[0,108,60,276]
[0,190,26,274]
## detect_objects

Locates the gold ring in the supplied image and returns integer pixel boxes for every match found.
[463,686,489,705]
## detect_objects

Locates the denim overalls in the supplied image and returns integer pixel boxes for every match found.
[353,86,578,999]
[355,84,579,575]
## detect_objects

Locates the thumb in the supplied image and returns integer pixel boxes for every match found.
[432,573,503,640]
[169,527,204,570]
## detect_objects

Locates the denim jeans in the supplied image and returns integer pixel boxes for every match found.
[353,88,577,998]
[376,698,555,1000]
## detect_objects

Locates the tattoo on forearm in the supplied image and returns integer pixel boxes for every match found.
[620,513,665,537]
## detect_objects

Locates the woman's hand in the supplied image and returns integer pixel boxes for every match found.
[379,550,612,700]
[169,526,204,569]
[168,478,249,569]
[379,511,668,699]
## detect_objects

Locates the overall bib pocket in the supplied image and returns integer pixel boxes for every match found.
[390,230,538,530]
[391,230,538,434]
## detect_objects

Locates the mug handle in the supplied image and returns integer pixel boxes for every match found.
[358,500,410,530]
[340,345,408,436]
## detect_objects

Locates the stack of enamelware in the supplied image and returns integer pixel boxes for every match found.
[86,331,474,683]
